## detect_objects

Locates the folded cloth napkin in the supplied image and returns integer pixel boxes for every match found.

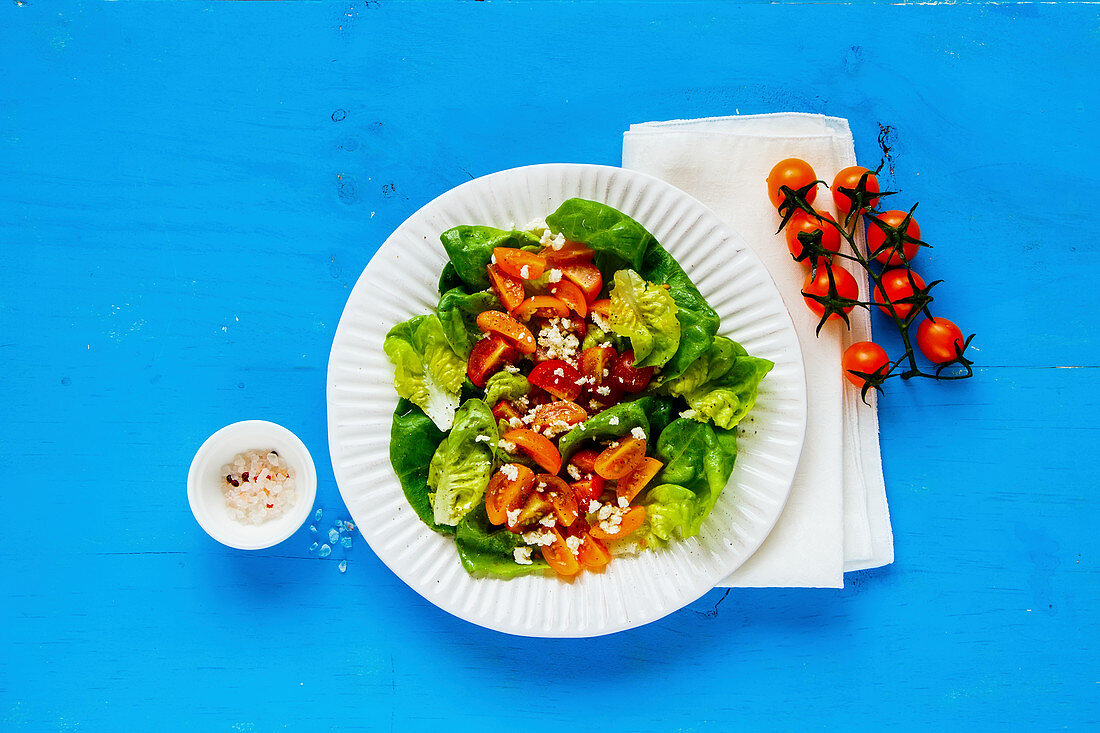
[623,113,893,588]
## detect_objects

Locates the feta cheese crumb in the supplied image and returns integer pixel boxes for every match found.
[506,508,521,525]
[503,363,520,373]
[679,408,698,419]
[520,265,530,279]
[474,435,491,443]
[617,496,629,508]
[588,500,601,513]
[499,463,520,481]
[539,514,557,528]
[630,427,647,441]
[595,385,611,396]
[548,269,563,283]
[608,416,620,426]
[566,464,583,480]
[513,547,533,565]
[490,254,497,265]
[565,535,582,554]
[497,439,517,452]
[590,311,611,332]
[522,529,555,547]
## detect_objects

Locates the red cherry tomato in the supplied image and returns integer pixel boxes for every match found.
[466,335,520,388]
[608,350,654,394]
[493,247,546,280]
[530,400,588,434]
[487,264,525,313]
[579,345,615,385]
[549,280,588,318]
[874,269,926,321]
[916,317,966,364]
[570,475,605,506]
[767,158,818,209]
[560,263,603,303]
[867,210,921,266]
[536,474,579,527]
[513,295,569,321]
[832,166,880,215]
[801,265,860,321]
[542,242,595,266]
[784,209,841,265]
[841,341,891,389]
[528,360,583,401]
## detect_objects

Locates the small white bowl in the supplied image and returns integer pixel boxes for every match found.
[187,420,317,550]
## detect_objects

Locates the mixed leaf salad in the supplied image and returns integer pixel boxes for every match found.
[385,199,773,578]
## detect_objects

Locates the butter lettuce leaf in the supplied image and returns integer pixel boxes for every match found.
[456,504,549,577]
[483,370,530,407]
[427,398,497,527]
[384,314,466,430]
[545,198,653,273]
[663,336,773,429]
[390,399,452,535]
[440,226,539,290]
[436,289,502,359]
[557,395,675,462]
[609,269,681,368]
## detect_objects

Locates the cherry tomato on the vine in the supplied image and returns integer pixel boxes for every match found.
[873,269,927,321]
[867,210,921,266]
[767,158,818,209]
[801,265,859,321]
[916,317,966,364]
[784,209,841,265]
[832,166,880,215]
[841,341,891,388]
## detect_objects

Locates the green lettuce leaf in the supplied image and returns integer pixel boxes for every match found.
[390,399,452,535]
[436,289,502,359]
[608,269,681,368]
[438,261,467,296]
[545,198,653,272]
[439,226,539,290]
[642,484,698,545]
[663,336,774,429]
[557,396,674,462]
[384,314,466,430]
[483,370,530,407]
[455,504,549,577]
[427,398,498,527]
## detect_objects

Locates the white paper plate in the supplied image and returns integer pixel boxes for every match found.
[327,164,806,637]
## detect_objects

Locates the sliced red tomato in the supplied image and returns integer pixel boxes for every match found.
[579,345,615,385]
[570,449,601,474]
[486,264,525,312]
[560,263,602,303]
[576,533,611,570]
[493,247,546,280]
[491,399,523,425]
[475,310,536,354]
[550,280,588,318]
[589,505,646,541]
[616,456,663,503]
[528,360,583,401]
[484,464,535,526]
[530,400,587,434]
[502,428,562,474]
[541,528,581,576]
[593,436,647,480]
[513,295,569,321]
[466,335,519,388]
[536,474,578,527]
[570,475,605,506]
[543,242,595,266]
[608,350,654,394]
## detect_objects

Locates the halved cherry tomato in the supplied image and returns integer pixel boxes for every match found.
[486,264,525,312]
[589,298,612,324]
[484,464,535,526]
[513,492,553,531]
[475,310,536,354]
[784,209,841,265]
[616,456,663,503]
[570,449,601,474]
[560,263,602,303]
[467,335,520,388]
[873,268,926,320]
[593,436,647,480]
[542,242,595,266]
[579,345,615,385]
[576,533,611,570]
[493,247,546,280]
[491,399,523,425]
[767,158,818,209]
[541,528,581,576]
[589,505,646,541]
[513,295,569,321]
[536,474,579,527]
[832,166,880,215]
[550,280,588,318]
[801,265,859,322]
[531,400,588,434]
[608,350,654,394]
[528,360,583,401]
[503,428,562,474]
[570,475,605,506]
[584,384,623,413]
[867,210,921,266]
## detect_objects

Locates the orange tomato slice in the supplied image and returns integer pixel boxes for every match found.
[513,295,569,321]
[560,263,602,303]
[475,310,536,354]
[493,247,546,280]
[502,428,562,475]
[484,464,535,526]
[593,436,647,480]
[466,335,519,388]
[579,345,615,385]
[616,457,663,504]
[487,264,525,312]
[542,242,595,266]
[549,280,587,318]
[536,474,579,527]
[541,529,582,577]
[530,400,588,434]
[576,533,611,569]
[589,505,646,541]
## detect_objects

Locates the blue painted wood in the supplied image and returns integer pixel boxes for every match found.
[1,1,1097,729]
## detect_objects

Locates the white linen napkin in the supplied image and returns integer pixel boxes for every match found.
[622,113,893,588]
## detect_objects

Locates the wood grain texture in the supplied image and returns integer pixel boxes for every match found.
[1,1,1096,729]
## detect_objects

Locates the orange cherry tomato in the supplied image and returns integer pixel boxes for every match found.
[550,280,588,318]
[784,209,841,265]
[513,295,569,321]
[616,457,663,503]
[530,400,588,434]
[541,528,581,577]
[491,399,523,425]
[589,505,646,541]
[579,346,615,385]
[543,242,595,265]
[767,158,818,209]
[536,474,579,527]
[512,491,553,531]
[493,247,546,280]
[570,449,601,475]
[576,533,611,570]
[487,264,526,312]
[867,210,921,266]
[589,298,611,323]
[527,360,583,401]
[801,265,859,322]
[503,428,562,474]
[466,335,520,388]
[832,166,880,215]
[475,310,536,354]
[874,269,926,321]
[484,464,536,526]
[560,263,602,303]
[570,475,605,506]
[608,350,654,394]
[593,436,647,480]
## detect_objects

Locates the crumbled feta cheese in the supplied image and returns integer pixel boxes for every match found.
[680,409,697,419]
[526,217,548,234]
[513,547,533,565]
[617,496,630,508]
[630,427,646,441]
[566,464,582,480]
[590,311,611,332]
[508,416,524,428]
[540,230,567,250]
[560,318,571,329]
[548,269,563,283]
[498,439,517,453]
[474,435,491,443]
[519,265,530,279]
[565,535,582,554]
[579,423,586,431]
[506,508,521,525]
[503,363,520,373]
[595,385,611,396]
[490,254,497,265]
[608,417,620,426]
[596,504,627,535]
[553,368,565,377]
[536,318,580,363]
[500,463,520,481]
[588,500,601,513]
[522,529,555,547]
[599,342,612,349]
[539,514,557,528]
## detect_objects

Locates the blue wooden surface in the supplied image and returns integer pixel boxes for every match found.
[2,2,1097,729]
